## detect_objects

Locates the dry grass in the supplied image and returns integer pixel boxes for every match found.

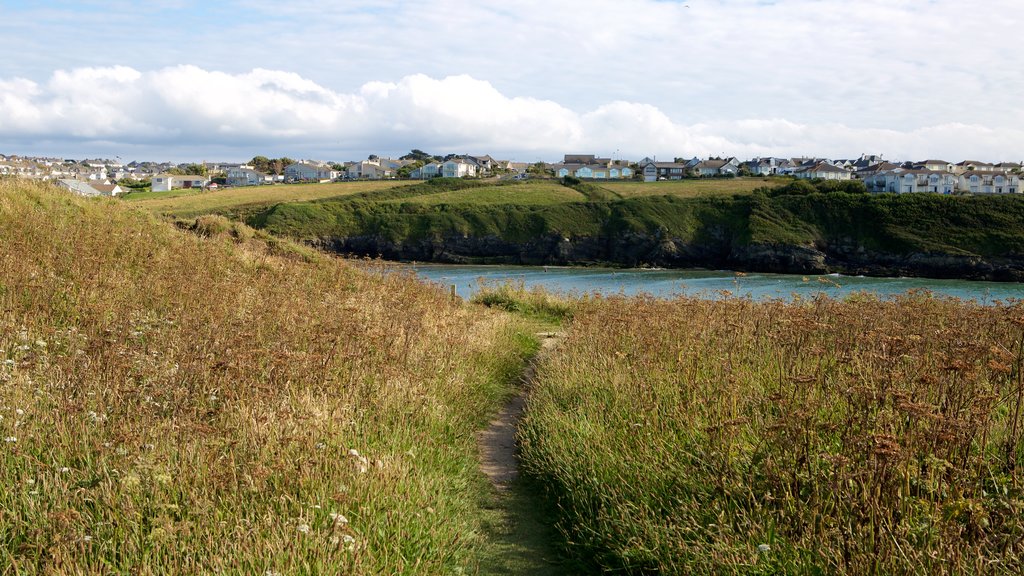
[520,292,1024,574]
[126,180,408,218]
[0,179,533,574]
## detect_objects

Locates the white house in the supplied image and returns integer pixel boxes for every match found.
[225,166,268,187]
[284,162,338,183]
[958,171,1020,194]
[863,169,957,194]
[151,174,209,192]
[442,159,478,178]
[793,161,852,180]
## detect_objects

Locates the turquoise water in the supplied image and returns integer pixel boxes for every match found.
[407,264,1023,303]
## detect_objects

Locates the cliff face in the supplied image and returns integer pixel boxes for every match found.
[313,233,1024,282]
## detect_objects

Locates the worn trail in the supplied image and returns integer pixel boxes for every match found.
[476,332,568,575]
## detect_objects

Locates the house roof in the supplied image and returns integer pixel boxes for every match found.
[90,184,120,195]
[798,162,850,174]
[698,159,729,169]
[57,179,101,196]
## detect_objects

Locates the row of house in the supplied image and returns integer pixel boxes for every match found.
[862,169,1019,194]
[552,155,635,180]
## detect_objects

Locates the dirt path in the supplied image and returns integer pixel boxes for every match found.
[476,331,569,575]
[478,332,559,490]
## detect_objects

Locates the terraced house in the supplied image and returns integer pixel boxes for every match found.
[863,169,958,194]
[959,171,1020,194]
[553,154,633,180]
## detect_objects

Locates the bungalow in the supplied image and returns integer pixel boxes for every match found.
[556,157,633,180]
[56,179,123,197]
[151,174,209,192]
[694,158,740,177]
[793,161,852,180]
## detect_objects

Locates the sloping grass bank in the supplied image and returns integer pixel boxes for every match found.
[0,180,533,574]
[519,294,1024,574]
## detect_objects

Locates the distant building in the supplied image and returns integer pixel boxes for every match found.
[151,174,209,192]
[56,179,123,197]
[225,166,268,187]
[284,161,338,183]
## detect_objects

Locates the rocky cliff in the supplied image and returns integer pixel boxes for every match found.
[312,232,1024,282]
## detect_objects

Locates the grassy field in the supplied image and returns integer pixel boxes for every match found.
[125,180,407,218]
[0,180,538,574]
[601,176,790,198]
[124,178,787,222]
[515,291,1024,574]
[381,181,587,206]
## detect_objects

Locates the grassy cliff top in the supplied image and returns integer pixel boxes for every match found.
[0,179,532,574]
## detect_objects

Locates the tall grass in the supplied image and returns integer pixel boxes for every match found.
[520,292,1024,574]
[0,179,532,574]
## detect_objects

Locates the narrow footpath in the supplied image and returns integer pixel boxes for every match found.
[476,332,569,575]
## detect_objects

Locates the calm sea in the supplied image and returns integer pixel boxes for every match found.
[405,264,1023,303]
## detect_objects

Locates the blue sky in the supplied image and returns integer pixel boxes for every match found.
[1,0,1021,162]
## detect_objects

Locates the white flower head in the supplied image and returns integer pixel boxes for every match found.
[342,534,356,551]
[297,523,311,534]
[757,543,771,553]
[330,512,349,526]
[347,448,360,458]
[4,437,16,443]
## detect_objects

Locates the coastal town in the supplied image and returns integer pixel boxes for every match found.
[1,151,1021,197]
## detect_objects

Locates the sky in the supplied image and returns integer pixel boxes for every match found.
[0,0,1021,163]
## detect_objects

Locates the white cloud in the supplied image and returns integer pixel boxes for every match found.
[0,65,1022,162]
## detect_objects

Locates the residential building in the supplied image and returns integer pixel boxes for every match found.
[862,169,957,194]
[225,166,268,187]
[793,161,852,180]
[284,161,338,183]
[694,158,740,177]
[56,179,123,197]
[958,171,1020,194]
[442,159,478,178]
[151,174,209,192]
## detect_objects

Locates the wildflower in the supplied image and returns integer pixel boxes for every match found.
[60,467,70,473]
[15,409,24,416]
[315,442,326,450]
[757,544,771,553]
[342,534,356,551]
[4,437,15,443]
[83,535,92,543]
[35,340,46,348]
[347,448,360,458]
[330,512,349,526]
[297,523,311,534]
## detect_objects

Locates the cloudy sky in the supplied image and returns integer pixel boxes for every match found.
[1,0,1021,163]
